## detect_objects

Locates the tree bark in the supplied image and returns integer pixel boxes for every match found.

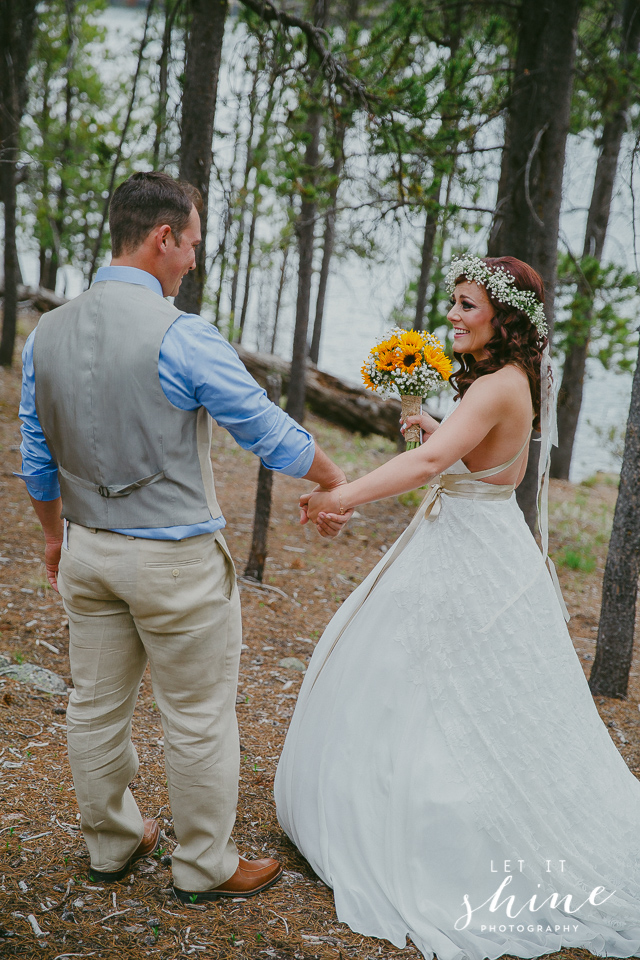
[551,0,640,479]
[309,118,344,365]
[244,372,282,581]
[238,64,277,343]
[285,0,329,424]
[0,0,38,367]
[487,0,582,529]
[270,240,290,353]
[174,0,228,315]
[549,337,589,479]
[589,337,640,698]
[229,59,261,338]
[238,203,258,341]
[414,179,442,331]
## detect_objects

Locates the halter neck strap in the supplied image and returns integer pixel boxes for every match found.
[456,430,532,482]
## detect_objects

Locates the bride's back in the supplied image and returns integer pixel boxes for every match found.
[444,363,533,486]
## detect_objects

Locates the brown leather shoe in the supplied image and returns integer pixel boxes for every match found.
[89,818,161,882]
[173,856,283,903]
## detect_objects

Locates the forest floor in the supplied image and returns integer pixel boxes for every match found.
[2,309,640,960]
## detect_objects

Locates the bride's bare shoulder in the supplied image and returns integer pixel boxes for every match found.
[464,364,530,402]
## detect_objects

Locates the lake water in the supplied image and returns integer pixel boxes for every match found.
[15,5,636,482]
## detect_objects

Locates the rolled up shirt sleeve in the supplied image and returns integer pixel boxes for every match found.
[16,330,61,502]
[159,316,315,478]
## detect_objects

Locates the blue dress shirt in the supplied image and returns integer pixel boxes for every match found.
[18,266,315,539]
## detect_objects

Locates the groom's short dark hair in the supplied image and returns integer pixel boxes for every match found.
[109,171,203,256]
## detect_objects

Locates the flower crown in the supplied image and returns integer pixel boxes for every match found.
[445,256,548,339]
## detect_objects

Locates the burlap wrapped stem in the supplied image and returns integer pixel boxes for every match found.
[401,394,422,448]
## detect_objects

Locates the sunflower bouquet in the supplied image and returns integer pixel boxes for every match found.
[361,328,452,448]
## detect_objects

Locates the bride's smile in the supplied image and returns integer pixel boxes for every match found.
[448,280,495,360]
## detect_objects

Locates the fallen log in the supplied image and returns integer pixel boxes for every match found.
[235,345,404,442]
[0,282,68,311]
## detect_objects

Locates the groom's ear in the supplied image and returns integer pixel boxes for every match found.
[155,224,173,251]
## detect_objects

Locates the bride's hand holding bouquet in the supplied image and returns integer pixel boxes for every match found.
[400,410,440,441]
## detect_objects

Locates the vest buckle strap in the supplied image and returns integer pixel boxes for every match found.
[59,464,166,499]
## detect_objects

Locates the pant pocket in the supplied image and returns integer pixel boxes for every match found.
[214,532,237,601]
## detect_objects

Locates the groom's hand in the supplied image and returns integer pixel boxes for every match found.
[315,510,352,538]
[300,487,353,538]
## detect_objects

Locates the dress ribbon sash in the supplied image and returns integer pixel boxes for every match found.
[310,432,566,690]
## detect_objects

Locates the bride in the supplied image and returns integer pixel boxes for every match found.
[274,255,640,960]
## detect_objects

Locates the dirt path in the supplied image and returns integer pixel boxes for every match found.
[1,315,639,960]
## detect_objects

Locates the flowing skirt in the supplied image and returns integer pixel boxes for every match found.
[275,490,640,960]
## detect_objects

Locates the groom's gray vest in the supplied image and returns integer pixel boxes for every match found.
[33,279,221,529]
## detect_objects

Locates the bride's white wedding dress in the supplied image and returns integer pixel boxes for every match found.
[275,421,640,960]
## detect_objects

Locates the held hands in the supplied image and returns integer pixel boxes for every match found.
[300,484,353,539]
[400,411,440,441]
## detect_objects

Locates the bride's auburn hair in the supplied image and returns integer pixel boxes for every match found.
[448,256,548,430]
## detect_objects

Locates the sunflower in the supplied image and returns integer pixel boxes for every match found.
[376,346,401,372]
[361,363,376,391]
[398,349,422,374]
[423,345,453,380]
[436,355,453,379]
[399,330,425,352]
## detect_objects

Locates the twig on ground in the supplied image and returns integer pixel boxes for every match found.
[269,908,289,934]
[96,907,131,924]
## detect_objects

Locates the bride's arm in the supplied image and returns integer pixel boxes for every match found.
[304,374,513,521]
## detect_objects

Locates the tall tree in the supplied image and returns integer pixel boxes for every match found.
[174,0,228,315]
[551,0,640,479]
[285,0,329,423]
[589,336,640,698]
[244,372,282,581]
[487,0,582,529]
[0,0,38,367]
[309,114,345,365]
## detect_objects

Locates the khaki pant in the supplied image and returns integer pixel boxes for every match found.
[57,522,242,891]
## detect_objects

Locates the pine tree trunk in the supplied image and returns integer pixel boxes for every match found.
[551,0,640,479]
[309,121,344,365]
[270,242,290,353]
[487,0,581,529]
[0,170,19,368]
[237,70,277,344]
[229,64,261,339]
[589,338,640,698]
[0,0,38,367]
[549,334,589,480]
[286,110,321,423]
[414,180,442,331]
[285,0,329,424]
[238,204,258,341]
[244,373,282,581]
[174,0,228,315]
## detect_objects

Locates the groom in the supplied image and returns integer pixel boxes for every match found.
[17,171,347,903]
